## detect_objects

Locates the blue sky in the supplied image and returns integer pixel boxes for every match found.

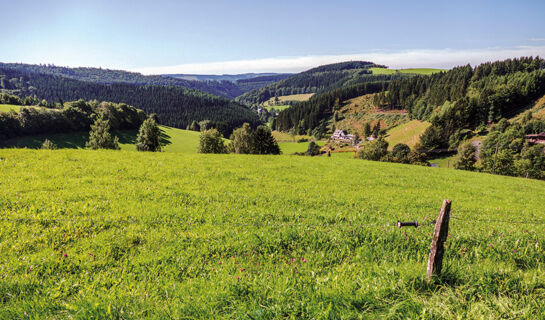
[1,0,545,74]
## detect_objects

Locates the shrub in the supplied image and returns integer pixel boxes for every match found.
[305,141,322,156]
[41,139,57,150]
[358,137,388,161]
[453,141,477,171]
[198,129,227,154]
[392,143,411,162]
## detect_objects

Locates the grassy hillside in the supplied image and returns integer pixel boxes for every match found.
[263,93,314,106]
[336,94,409,135]
[278,141,325,154]
[370,67,445,75]
[0,104,22,113]
[385,120,431,149]
[1,126,201,153]
[1,149,544,318]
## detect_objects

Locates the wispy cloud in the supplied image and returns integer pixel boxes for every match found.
[529,38,545,42]
[133,46,545,75]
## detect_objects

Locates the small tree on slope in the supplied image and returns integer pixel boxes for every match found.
[86,116,120,150]
[136,116,162,152]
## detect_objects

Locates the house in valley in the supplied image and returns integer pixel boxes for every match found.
[331,129,355,143]
[526,132,545,144]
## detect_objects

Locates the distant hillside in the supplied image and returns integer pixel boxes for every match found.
[165,73,292,82]
[0,63,245,99]
[0,68,260,135]
[235,61,407,106]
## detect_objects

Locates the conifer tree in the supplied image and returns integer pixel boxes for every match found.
[85,116,120,150]
[136,116,161,152]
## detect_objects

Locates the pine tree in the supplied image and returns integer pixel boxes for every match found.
[85,116,120,150]
[251,125,281,155]
[364,122,371,138]
[136,116,161,152]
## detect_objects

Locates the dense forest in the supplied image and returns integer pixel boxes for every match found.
[0,63,274,99]
[275,82,388,134]
[0,67,261,135]
[235,61,401,106]
[0,96,145,142]
[377,57,545,149]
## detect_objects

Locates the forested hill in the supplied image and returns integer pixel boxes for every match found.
[0,67,260,135]
[235,61,402,106]
[377,56,545,149]
[0,63,247,99]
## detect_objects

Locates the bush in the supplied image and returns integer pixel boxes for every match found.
[391,143,411,162]
[305,141,322,156]
[452,141,477,171]
[357,137,388,161]
[198,129,227,154]
[41,139,57,150]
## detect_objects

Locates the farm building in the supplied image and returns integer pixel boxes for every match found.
[526,132,545,144]
[331,129,355,143]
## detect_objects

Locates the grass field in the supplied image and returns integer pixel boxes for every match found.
[1,149,545,318]
[0,126,201,153]
[263,94,314,106]
[428,154,457,168]
[370,68,445,75]
[278,141,325,154]
[263,105,291,112]
[385,120,431,149]
[0,104,23,113]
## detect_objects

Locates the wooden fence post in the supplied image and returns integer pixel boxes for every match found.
[426,199,452,283]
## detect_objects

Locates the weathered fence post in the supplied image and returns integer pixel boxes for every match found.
[426,199,452,283]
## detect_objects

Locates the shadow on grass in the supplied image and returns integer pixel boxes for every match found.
[1,130,139,149]
[159,128,172,147]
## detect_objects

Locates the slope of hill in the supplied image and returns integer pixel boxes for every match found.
[165,73,292,82]
[0,63,245,99]
[384,119,431,149]
[334,93,409,135]
[1,125,202,153]
[369,67,444,75]
[0,104,22,113]
[1,149,545,318]
[235,61,405,106]
[0,68,260,135]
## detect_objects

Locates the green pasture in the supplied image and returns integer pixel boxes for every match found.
[0,126,201,153]
[0,104,22,113]
[370,68,445,75]
[0,149,544,318]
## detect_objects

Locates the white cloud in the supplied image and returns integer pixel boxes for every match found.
[133,46,545,75]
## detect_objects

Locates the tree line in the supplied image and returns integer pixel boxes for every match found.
[0,68,261,136]
[0,98,146,142]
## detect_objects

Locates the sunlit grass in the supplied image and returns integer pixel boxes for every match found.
[0,149,544,318]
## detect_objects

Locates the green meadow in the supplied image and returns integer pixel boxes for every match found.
[1,149,544,319]
[0,104,22,113]
[278,141,325,154]
[370,68,445,75]
[1,126,201,153]
[385,120,431,149]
